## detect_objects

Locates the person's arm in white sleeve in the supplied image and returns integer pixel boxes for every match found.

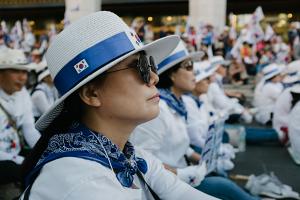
[21,90,40,147]
[31,90,51,115]
[207,83,234,112]
[140,149,219,200]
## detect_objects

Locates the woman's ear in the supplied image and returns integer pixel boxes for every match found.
[78,84,102,107]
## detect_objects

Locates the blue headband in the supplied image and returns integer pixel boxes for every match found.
[54,32,135,95]
[157,50,187,71]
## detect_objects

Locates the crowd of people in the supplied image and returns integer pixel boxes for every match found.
[0,7,300,200]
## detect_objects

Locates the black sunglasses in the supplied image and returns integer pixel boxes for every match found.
[103,52,157,84]
[180,59,194,71]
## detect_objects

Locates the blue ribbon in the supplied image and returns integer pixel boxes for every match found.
[158,50,187,71]
[54,32,135,95]
[264,68,280,78]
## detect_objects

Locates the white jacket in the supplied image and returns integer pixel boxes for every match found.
[131,100,194,168]
[273,88,292,132]
[0,88,40,161]
[255,82,283,124]
[182,95,209,148]
[288,102,300,163]
[21,149,217,200]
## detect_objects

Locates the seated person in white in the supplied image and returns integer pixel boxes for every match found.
[207,56,252,123]
[131,41,260,200]
[31,60,58,121]
[254,63,284,125]
[273,60,300,138]
[288,84,300,165]
[20,12,216,200]
[0,48,40,185]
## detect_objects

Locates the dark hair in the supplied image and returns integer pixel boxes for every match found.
[291,91,300,109]
[156,62,181,89]
[21,91,83,186]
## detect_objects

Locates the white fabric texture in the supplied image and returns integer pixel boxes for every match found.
[288,102,300,163]
[273,88,293,132]
[131,100,192,168]
[182,95,209,148]
[22,149,218,200]
[0,88,40,148]
[255,82,284,124]
[31,82,58,118]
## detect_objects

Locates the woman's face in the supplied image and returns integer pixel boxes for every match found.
[194,78,209,94]
[92,53,160,125]
[171,59,196,93]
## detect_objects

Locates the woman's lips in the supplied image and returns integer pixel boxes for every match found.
[148,93,160,102]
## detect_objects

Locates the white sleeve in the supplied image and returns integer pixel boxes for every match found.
[140,150,219,200]
[207,83,234,112]
[131,113,167,155]
[31,90,51,115]
[21,91,40,147]
[62,176,127,200]
[265,84,283,102]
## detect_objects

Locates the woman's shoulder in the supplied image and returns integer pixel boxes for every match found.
[30,157,124,199]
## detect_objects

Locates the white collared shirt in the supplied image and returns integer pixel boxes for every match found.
[0,87,40,161]
[273,88,293,132]
[22,148,217,200]
[182,95,209,148]
[254,82,284,124]
[131,100,193,168]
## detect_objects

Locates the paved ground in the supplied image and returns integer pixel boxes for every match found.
[230,142,300,196]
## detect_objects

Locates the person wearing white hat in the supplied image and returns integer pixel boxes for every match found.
[21,11,216,200]
[31,60,58,121]
[182,60,236,173]
[254,63,284,125]
[207,56,253,124]
[0,48,40,185]
[287,84,300,164]
[131,41,260,200]
[273,61,300,142]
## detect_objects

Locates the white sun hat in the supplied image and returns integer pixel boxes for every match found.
[35,11,180,131]
[290,72,300,93]
[262,63,283,81]
[194,60,215,82]
[0,48,31,71]
[282,60,300,84]
[210,56,231,67]
[157,40,203,75]
[36,60,51,82]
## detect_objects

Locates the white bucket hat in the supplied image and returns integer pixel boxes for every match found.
[262,63,283,81]
[210,56,231,67]
[35,11,179,131]
[283,60,300,84]
[157,40,203,75]
[194,60,215,82]
[0,48,31,71]
[36,60,51,82]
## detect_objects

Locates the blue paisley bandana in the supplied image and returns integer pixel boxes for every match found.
[159,88,187,120]
[26,122,147,188]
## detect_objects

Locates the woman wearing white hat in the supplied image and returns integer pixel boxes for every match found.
[31,60,58,121]
[21,11,215,200]
[131,41,260,200]
[273,62,300,142]
[206,56,252,124]
[287,84,300,164]
[0,48,40,185]
[254,63,284,125]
